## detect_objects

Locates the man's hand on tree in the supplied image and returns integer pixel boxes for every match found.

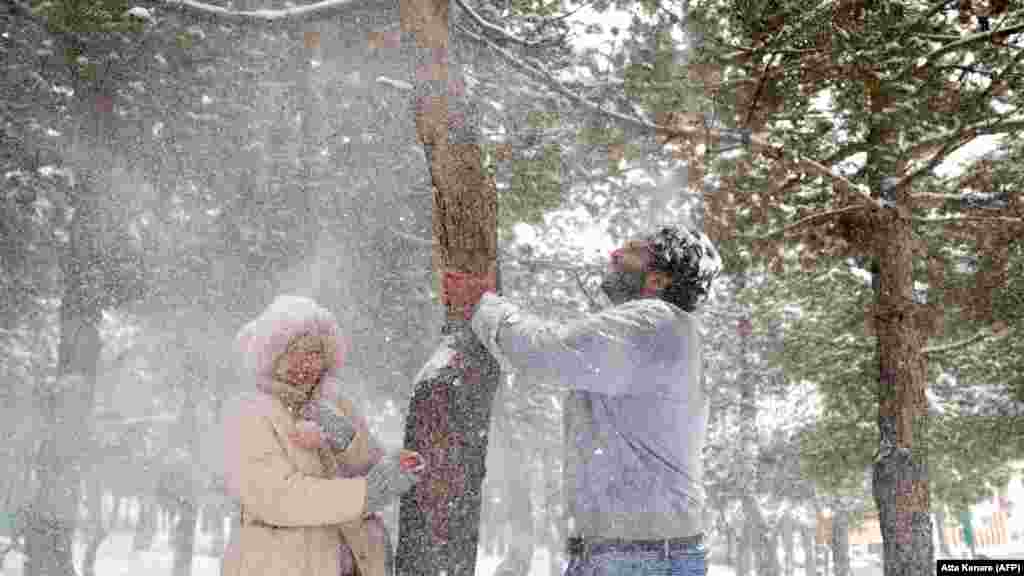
[441,265,497,319]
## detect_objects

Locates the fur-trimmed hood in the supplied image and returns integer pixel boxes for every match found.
[235,295,346,402]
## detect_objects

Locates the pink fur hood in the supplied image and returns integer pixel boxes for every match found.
[235,294,346,397]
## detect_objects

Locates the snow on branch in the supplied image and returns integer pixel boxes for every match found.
[909,10,1024,73]
[452,0,544,48]
[157,0,368,23]
[457,25,882,211]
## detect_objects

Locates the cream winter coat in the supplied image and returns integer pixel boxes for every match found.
[221,295,389,576]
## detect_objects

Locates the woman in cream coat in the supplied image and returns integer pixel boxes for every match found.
[221,295,418,576]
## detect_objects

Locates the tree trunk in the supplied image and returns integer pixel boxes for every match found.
[864,73,933,576]
[81,477,110,576]
[801,526,816,576]
[205,502,226,557]
[759,529,781,576]
[935,507,950,556]
[782,515,794,576]
[393,0,499,570]
[830,510,850,576]
[133,498,156,552]
[870,207,933,576]
[25,169,103,576]
[726,524,735,567]
[737,271,759,576]
[739,501,760,576]
[172,498,197,576]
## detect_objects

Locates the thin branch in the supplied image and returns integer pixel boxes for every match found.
[909,192,965,202]
[741,204,866,241]
[571,269,602,311]
[376,76,414,91]
[923,327,1009,356]
[894,117,966,193]
[458,25,882,210]
[903,116,1024,160]
[897,0,960,40]
[157,0,369,23]
[452,0,544,47]
[390,227,434,247]
[498,248,603,275]
[912,215,1024,224]
[907,10,1024,74]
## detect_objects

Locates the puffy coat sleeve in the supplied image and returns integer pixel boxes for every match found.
[332,397,383,477]
[470,293,671,396]
[231,407,368,527]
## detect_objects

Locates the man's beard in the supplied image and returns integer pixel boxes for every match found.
[600,269,647,305]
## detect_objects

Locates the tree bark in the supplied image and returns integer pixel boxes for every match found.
[393,0,499,571]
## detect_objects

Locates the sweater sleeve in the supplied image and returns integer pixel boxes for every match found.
[235,410,368,527]
[470,293,668,396]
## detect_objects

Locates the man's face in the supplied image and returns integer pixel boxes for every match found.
[600,239,652,305]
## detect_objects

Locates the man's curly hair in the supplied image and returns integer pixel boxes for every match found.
[644,225,722,312]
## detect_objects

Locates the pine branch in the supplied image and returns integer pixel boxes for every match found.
[457,25,883,211]
[897,0,960,40]
[908,10,1024,74]
[742,204,866,241]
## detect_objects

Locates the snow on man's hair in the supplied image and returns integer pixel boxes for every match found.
[644,225,721,312]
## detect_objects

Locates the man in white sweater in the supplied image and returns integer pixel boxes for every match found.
[443,225,721,576]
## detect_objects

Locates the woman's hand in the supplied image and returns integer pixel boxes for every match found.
[289,419,325,450]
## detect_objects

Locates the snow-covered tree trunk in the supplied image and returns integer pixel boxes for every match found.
[393,0,500,570]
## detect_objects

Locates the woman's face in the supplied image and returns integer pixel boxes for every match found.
[283,348,326,388]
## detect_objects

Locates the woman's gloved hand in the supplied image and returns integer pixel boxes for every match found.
[301,399,357,452]
[365,451,421,513]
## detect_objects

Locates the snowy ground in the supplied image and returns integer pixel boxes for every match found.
[1,532,739,576]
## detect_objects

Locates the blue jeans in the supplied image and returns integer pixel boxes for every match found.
[563,542,707,576]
